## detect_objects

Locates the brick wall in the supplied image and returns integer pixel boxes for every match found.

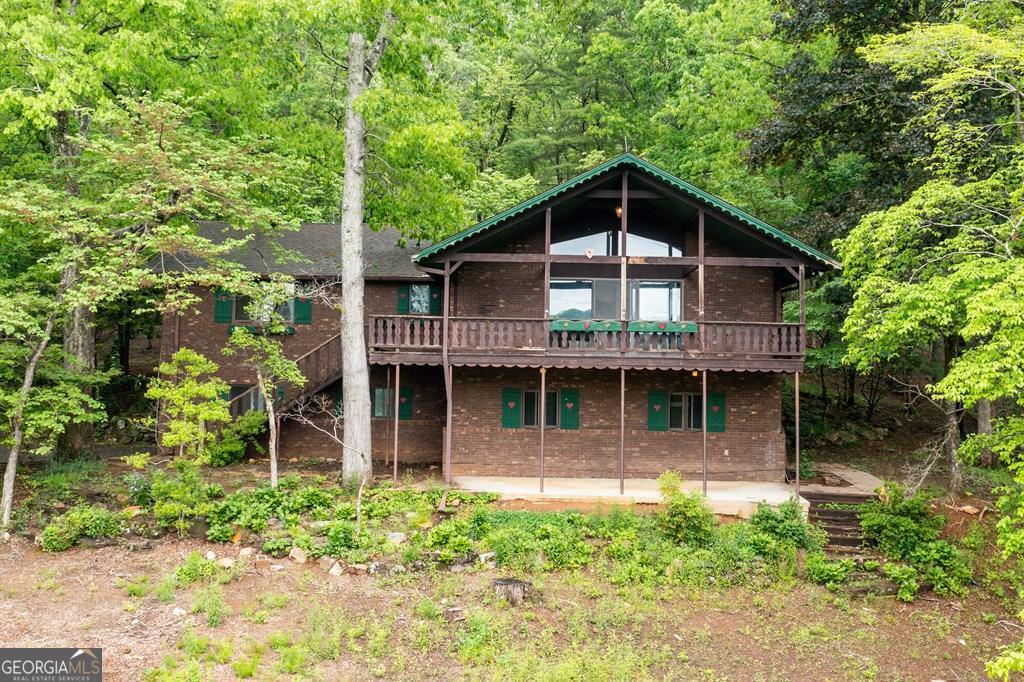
[158,282,404,382]
[445,229,779,323]
[449,367,784,481]
[279,365,444,464]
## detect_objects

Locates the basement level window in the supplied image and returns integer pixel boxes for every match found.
[372,388,394,418]
[229,385,265,413]
[669,393,701,431]
[522,390,559,428]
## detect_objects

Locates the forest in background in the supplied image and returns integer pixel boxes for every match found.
[0,0,1022,554]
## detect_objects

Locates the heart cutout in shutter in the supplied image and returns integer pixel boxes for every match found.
[711,405,720,412]
[400,396,407,404]
[565,402,574,410]
[653,404,661,412]
[507,401,516,409]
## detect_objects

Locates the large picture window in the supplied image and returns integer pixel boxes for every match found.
[550,280,593,319]
[549,278,682,320]
[630,281,682,321]
[550,231,683,257]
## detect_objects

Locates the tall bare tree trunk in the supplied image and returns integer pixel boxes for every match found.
[55,108,95,458]
[977,398,994,467]
[2,316,56,527]
[63,274,95,457]
[339,14,394,486]
[256,370,278,487]
[935,338,963,497]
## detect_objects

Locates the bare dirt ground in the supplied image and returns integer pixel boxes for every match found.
[1,534,1017,681]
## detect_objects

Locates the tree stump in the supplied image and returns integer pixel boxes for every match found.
[493,578,531,606]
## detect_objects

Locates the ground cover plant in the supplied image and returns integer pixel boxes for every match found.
[6,455,1023,679]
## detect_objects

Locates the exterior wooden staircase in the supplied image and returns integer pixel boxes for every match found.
[804,491,875,554]
[228,332,343,417]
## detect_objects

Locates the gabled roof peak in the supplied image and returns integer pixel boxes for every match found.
[415,153,839,269]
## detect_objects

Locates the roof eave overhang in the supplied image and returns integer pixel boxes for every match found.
[413,154,839,271]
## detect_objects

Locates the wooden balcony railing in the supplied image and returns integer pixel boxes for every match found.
[228,332,343,417]
[368,315,804,358]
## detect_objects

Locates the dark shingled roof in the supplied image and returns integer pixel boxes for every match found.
[165,222,430,280]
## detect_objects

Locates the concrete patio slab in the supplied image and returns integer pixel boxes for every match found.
[802,463,882,497]
[453,476,805,519]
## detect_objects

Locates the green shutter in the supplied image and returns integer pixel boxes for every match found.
[294,297,312,324]
[275,386,286,403]
[333,384,343,417]
[398,385,413,420]
[501,387,522,428]
[560,388,580,430]
[647,391,668,431]
[214,289,233,323]
[397,283,410,314]
[429,283,442,315]
[707,392,726,432]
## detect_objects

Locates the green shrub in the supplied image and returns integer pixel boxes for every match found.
[206,412,266,467]
[534,523,593,570]
[657,472,716,547]
[860,482,944,560]
[40,505,126,552]
[123,471,153,507]
[232,655,260,678]
[192,583,230,626]
[151,459,224,535]
[322,522,357,557]
[750,498,825,552]
[909,539,971,597]
[261,537,293,557]
[860,482,971,597]
[486,526,541,571]
[428,519,475,563]
[882,563,920,602]
[175,551,218,587]
[805,554,854,589]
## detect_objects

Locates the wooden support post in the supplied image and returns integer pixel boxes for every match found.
[543,209,551,319]
[620,172,629,351]
[384,364,391,466]
[795,371,801,501]
[392,363,400,484]
[702,369,708,496]
[442,261,453,485]
[619,368,625,495]
[798,264,806,353]
[539,367,546,493]
[444,364,453,486]
[698,210,705,352]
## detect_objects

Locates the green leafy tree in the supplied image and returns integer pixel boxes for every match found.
[146,349,230,461]
[841,6,1024,499]
[223,284,306,488]
[0,96,312,527]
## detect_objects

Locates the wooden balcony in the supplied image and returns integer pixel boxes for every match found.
[368,315,805,370]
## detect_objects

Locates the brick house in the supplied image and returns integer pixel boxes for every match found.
[159,154,837,494]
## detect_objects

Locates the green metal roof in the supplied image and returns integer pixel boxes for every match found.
[414,153,839,269]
